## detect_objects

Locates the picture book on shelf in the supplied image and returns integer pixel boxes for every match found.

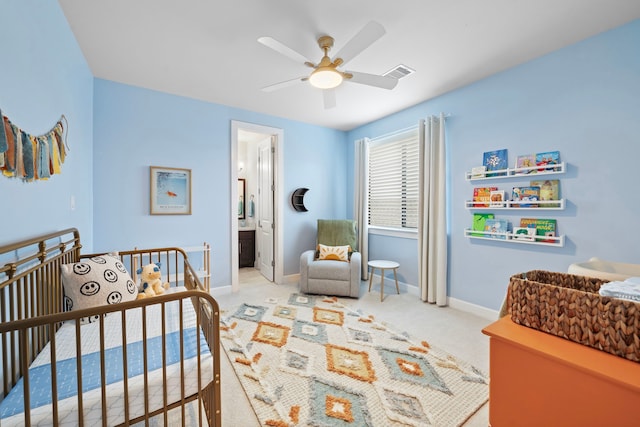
[536,151,561,171]
[530,179,560,207]
[515,154,536,175]
[519,218,538,230]
[483,149,508,177]
[472,213,494,237]
[512,226,536,241]
[534,218,557,242]
[520,218,557,243]
[511,186,540,207]
[471,166,487,178]
[484,219,510,239]
[473,186,498,207]
[489,190,507,207]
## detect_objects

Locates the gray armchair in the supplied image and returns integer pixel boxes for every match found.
[299,219,361,298]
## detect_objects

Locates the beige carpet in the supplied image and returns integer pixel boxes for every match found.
[220,288,489,426]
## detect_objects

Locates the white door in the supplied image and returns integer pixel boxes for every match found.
[257,137,275,281]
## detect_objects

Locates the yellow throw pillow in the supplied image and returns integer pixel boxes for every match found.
[318,244,350,262]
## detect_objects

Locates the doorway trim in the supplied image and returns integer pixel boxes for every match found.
[231,120,284,292]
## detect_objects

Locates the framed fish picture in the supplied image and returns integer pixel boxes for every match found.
[150,166,192,215]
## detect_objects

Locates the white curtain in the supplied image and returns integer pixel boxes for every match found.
[354,138,369,280]
[418,114,448,305]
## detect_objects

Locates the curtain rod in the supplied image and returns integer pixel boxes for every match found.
[370,124,419,142]
[368,113,451,142]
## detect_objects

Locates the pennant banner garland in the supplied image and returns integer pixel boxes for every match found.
[0,108,69,182]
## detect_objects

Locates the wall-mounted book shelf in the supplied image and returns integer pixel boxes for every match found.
[464,229,565,247]
[465,162,566,181]
[466,157,567,247]
[464,199,565,210]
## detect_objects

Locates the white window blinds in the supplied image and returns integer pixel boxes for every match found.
[368,127,419,229]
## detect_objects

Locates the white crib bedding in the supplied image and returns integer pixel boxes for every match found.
[0,287,213,426]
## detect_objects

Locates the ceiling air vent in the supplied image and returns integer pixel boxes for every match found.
[383,64,415,80]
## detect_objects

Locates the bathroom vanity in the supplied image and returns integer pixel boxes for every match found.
[239,228,255,268]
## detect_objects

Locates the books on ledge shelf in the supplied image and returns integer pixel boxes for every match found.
[472,213,494,237]
[512,226,536,241]
[483,149,508,177]
[514,154,536,174]
[484,219,510,239]
[473,186,497,207]
[490,190,507,207]
[470,150,562,178]
[520,218,557,243]
[512,186,540,207]
[471,166,487,178]
[530,179,560,207]
[536,151,561,172]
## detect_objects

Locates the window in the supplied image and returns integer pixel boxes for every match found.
[368,127,419,230]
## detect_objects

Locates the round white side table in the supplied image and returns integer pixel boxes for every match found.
[367,260,400,302]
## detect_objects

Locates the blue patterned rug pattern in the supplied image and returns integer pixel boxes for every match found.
[221,293,488,426]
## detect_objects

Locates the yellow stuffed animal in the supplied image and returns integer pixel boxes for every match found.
[137,262,170,299]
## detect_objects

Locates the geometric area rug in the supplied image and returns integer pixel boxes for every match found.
[220,293,488,426]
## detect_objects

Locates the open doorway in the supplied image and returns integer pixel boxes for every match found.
[231,121,284,292]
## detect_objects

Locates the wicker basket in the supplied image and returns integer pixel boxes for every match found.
[508,270,640,362]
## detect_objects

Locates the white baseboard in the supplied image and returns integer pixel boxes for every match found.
[229,271,499,321]
[369,273,499,320]
[448,297,499,321]
[281,273,300,285]
[210,284,233,297]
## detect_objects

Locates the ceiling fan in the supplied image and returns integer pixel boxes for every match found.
[258,21,398,109]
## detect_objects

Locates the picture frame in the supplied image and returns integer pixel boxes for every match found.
[150,166,192,215]
[238,178,246,219]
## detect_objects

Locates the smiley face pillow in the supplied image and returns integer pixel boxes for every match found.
[61,254,138,324]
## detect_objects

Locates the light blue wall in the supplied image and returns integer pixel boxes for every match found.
[93,79,347,289]
[1,1,348,289]
[348,19,640,310]
[0,1,94,247]
[4,1,638,311]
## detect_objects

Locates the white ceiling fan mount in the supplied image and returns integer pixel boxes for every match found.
[306,35,352,90]
[258,21,399,108]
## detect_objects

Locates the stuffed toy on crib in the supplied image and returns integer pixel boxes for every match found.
[137,262,170,298]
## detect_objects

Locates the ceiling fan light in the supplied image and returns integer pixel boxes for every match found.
[309,68,343,89]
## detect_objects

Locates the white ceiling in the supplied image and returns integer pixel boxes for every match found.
[58,0,640,131]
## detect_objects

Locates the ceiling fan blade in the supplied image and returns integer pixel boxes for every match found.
[323,89,336,109]
[261,77,306,92]
[347,71,398,90]
[333,21,385,66]
[258,36,313,65]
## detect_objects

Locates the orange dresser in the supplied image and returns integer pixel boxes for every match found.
[482,316,640,427]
